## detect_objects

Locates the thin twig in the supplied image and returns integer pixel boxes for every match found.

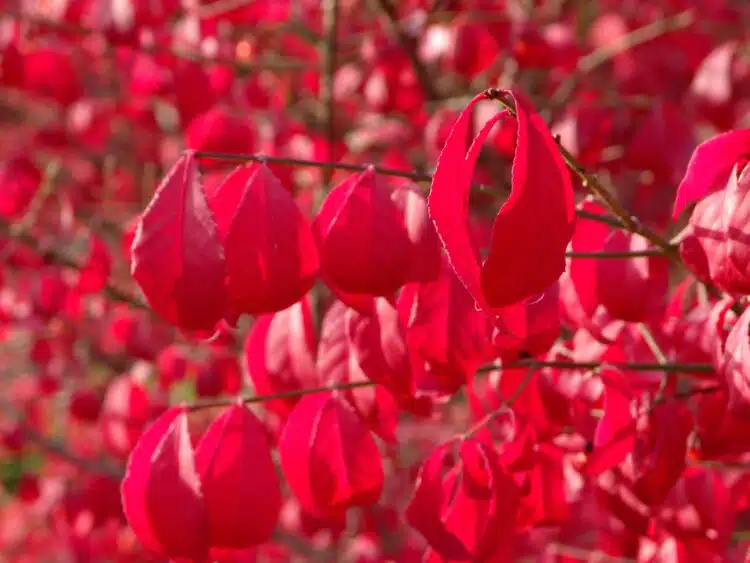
[186,380,375,412]
[495,359,714,373]
[194,151,624,228]
[566,248,669,259]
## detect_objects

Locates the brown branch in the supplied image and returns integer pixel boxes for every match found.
[566,248,670,259]
[185,380,375,412]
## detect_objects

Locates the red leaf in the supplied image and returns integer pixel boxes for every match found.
[196,403,281,549]
[77,235,112,295]
[314,167,413,298]
[185,105,257,160]
[673,128,750,219]
[406,439,519,560]
[131,151,227,332]
[632,401,693,507]
[317,300,400,442]
[585,369,636,475]
[679,163,750,294]
[405,442,471,560]
[428,90,575,311]
[244,296,319,418]
[390,184,442,284]
[596,232,670,322]
[571,202,669,322]
[398,258,495,397]
[480,92,576,309]
[279,393,384,521]
[345,297,432,416]
[121,406,209,561]
[209,163,318,319]
[491,285,561,361]
[0,156,41,220]
[721,305,750,415]
[23,47,81,106]
[569,199,615,317]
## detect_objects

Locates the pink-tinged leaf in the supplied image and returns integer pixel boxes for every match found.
[100,375,152,459]
[196,403,281,549]
[659,469,735,551]
[679,190,732,289]
[345,297,432,416]
[586,369,635,476]
[679,164,750,294]
[121,406,209,561]
[317,300,399,442]
[131,151,227,332]
[390,184,442,283]
[690,41,738,130]
[77,236,112,295]
[480,91,576,308]
[691,41,737,107]
[209,163,319,318]
[597,232,670,322]
[279,393,384,521]
[725,165,750,283]
[721,305,750,416]
[314,168,413,297]
[672,128,750,219]
[244,296,319,418]
[398,258,495,398]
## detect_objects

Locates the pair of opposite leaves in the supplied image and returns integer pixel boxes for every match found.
[122,393,384,561]
[131,89,578,336]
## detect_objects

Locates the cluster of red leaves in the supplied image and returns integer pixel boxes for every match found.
[5,0,750,561]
